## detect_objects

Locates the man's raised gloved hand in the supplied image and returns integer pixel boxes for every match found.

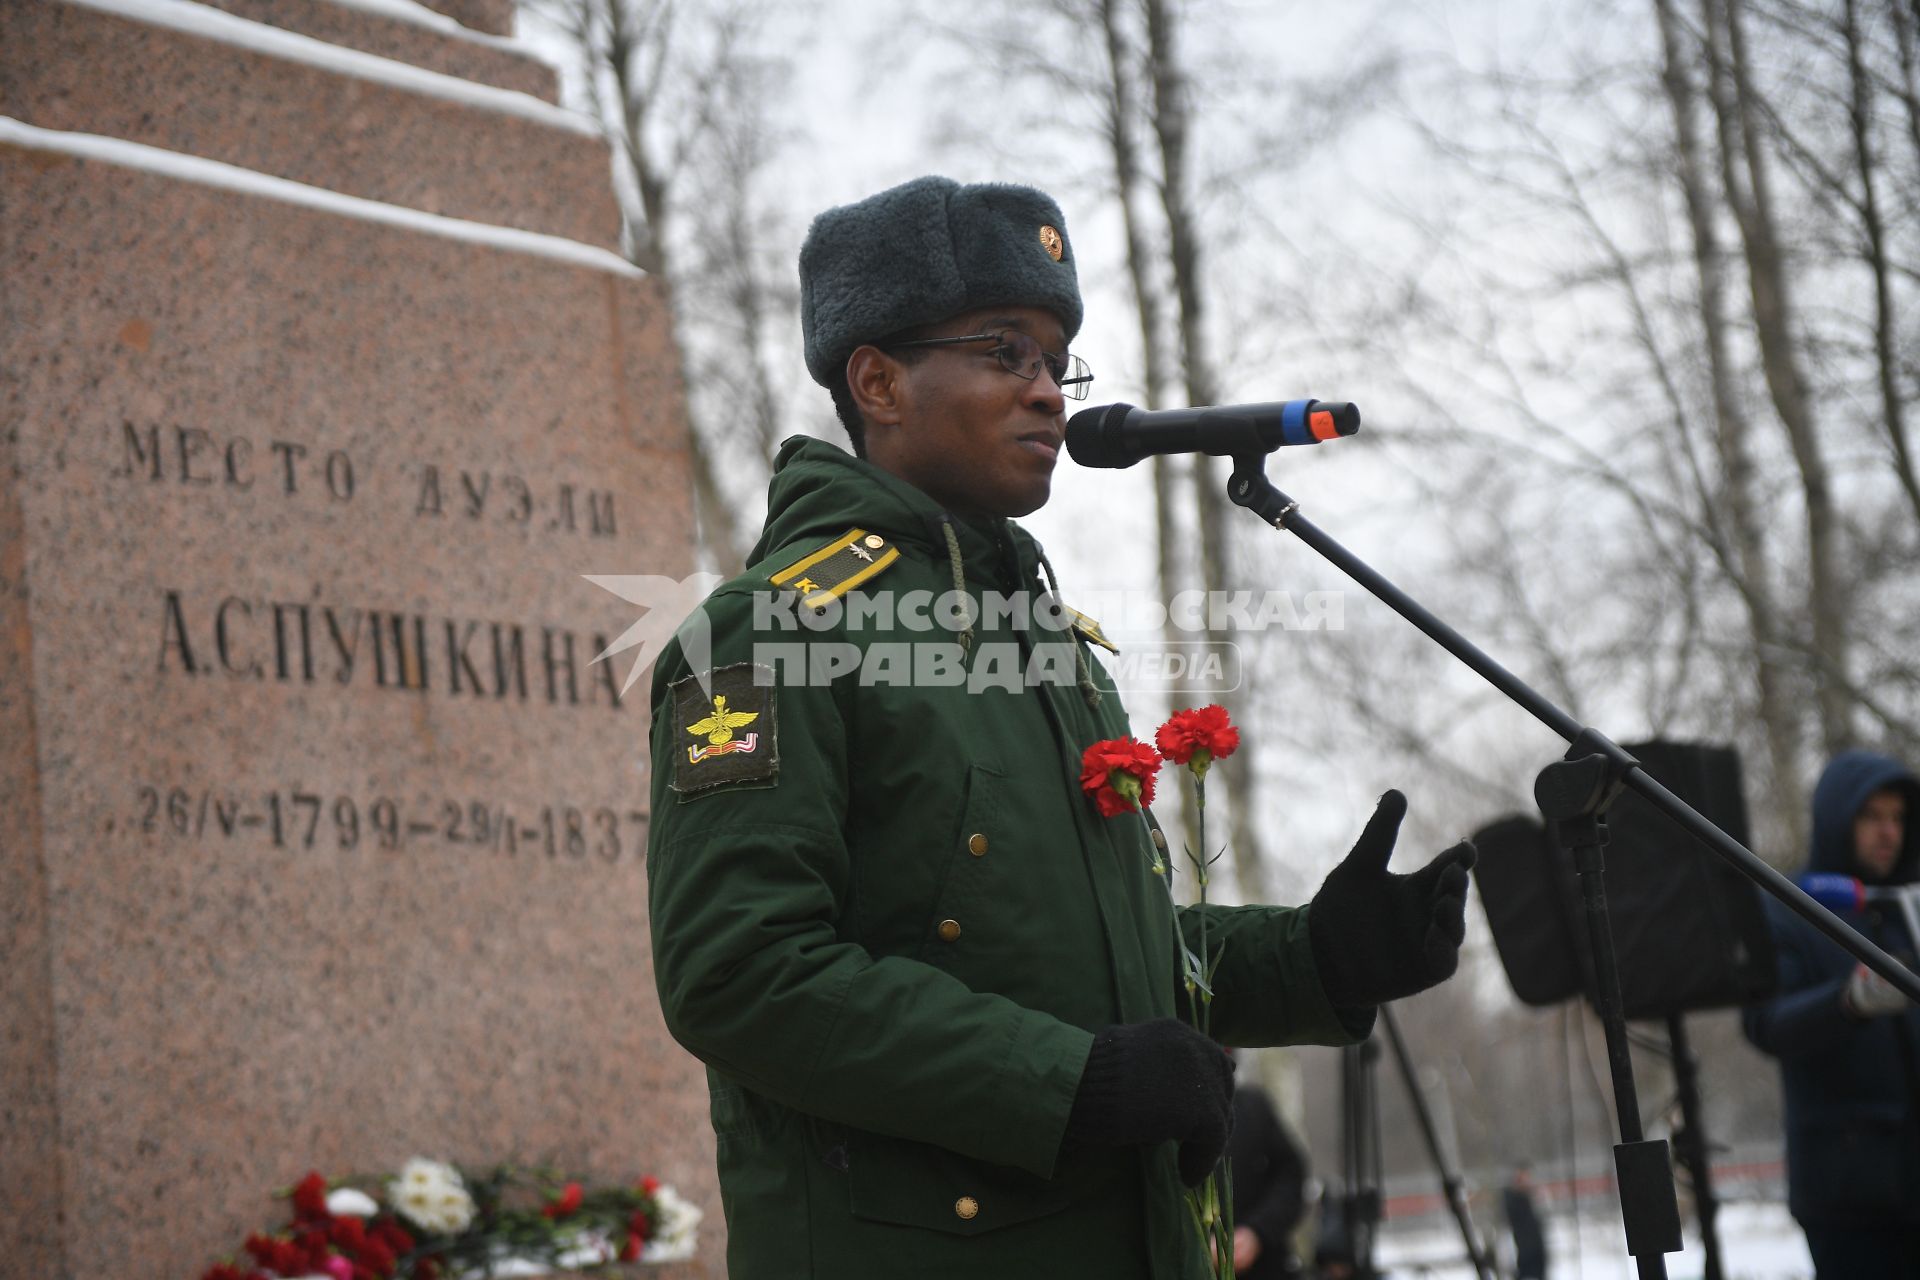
[1843,962,1911,1018]
[1065,1018,1234,1186]
[1308,791,1477,1008]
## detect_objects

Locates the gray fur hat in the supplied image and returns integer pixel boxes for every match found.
[799,175,1083,387]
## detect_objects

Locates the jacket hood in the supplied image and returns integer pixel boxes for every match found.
[748,435,1038,585]
[1806,749,1920,881]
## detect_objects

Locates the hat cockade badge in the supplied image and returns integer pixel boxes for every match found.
[1039,224,1064,262]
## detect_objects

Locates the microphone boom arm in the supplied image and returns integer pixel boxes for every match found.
[1225,456,1920,1001]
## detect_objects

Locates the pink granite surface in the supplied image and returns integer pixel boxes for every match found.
[0,284,64,1278]
[192,0,559,101]
[1,1,618,250]
[0,132,718,1278]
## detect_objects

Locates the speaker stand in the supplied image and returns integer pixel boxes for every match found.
[1664,1013,1725,1280]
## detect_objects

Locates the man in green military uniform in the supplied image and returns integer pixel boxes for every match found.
[646,176,1475,1279]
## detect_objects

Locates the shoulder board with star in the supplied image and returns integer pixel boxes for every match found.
[768,527,902,608]
[1065,605,1119,652]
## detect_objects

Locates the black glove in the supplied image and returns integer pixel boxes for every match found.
[1064,1019,1235,1186]
[1307,790,1476,1007]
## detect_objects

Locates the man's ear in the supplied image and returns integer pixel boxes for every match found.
[846,345,908,429]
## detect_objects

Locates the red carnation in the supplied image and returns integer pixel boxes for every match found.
[297,1228,333,1271]
[358,1237,396,1278]
[639,1175,662,1196]
[291,1171,331,1222]
[620,1233,642,1262]
[1155,705,1240,776]
[542,1181,584,1219]
[372,1220,413,1255]
[630,1207,652,1242]
[330,1216,368,1252]
[1079,737,1163,818]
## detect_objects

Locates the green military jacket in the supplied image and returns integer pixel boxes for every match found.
[646,437,1362,1279]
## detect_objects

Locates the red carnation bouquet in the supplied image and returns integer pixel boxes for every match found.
[1082,705,1243,1278]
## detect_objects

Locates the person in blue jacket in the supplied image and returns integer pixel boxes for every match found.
[1743,750,1920,1278]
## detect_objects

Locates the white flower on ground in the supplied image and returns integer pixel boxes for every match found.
[325,1187,380,1218]
[396,1157,461,1191]
[640,1185,703,1263]
[388,1157,475,1235]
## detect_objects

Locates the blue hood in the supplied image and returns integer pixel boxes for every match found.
[1806,750,1920,882]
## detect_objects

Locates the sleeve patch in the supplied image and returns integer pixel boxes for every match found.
[670,662,779,798]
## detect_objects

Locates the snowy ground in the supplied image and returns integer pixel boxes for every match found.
[1376,1199,1812,1280]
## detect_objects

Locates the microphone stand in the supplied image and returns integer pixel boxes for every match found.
[1220,451,1920,1275]
[1378,1005,1500,1280]
[1337,1038,1384,1280]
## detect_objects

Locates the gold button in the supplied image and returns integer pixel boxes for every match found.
[937,918,962,943]
[1151,828,1167,851]
[864,534,885,549]
[954,1196,979,1220]
[967,832,988,856]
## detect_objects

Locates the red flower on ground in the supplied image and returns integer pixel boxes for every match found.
[630,1208,652,1242]
[357,1236,396,1277]
[372,1220,413,1256]
[542,1181,584,1219]
[329,1216,368,1252]
[638,1174,662,1196]
[292,1228,333,1273]
[1080,737,1163,817]
[292,1172,331,1222]
[1155,705,1240,774]
[247,1234,312,1276]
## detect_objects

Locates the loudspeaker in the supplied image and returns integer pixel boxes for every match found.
[1472,814,1584,1007]
[1472,741,1777,1019]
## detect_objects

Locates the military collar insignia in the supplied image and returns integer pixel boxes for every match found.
[769,527,901,610]
[1064,604,1119,653]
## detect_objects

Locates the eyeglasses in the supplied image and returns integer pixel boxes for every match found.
[884,331,1094,400]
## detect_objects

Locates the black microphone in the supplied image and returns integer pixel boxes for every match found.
[1065,399,1360,469]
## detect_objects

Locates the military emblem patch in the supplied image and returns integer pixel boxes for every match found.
[670,663,778,797]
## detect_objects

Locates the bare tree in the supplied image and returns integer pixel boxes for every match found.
[1842,0,1920,523]
[1655,0,1807,850]
[1706,0,1852,753]
[1096,0,1188,677]
[518,0,799,569]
